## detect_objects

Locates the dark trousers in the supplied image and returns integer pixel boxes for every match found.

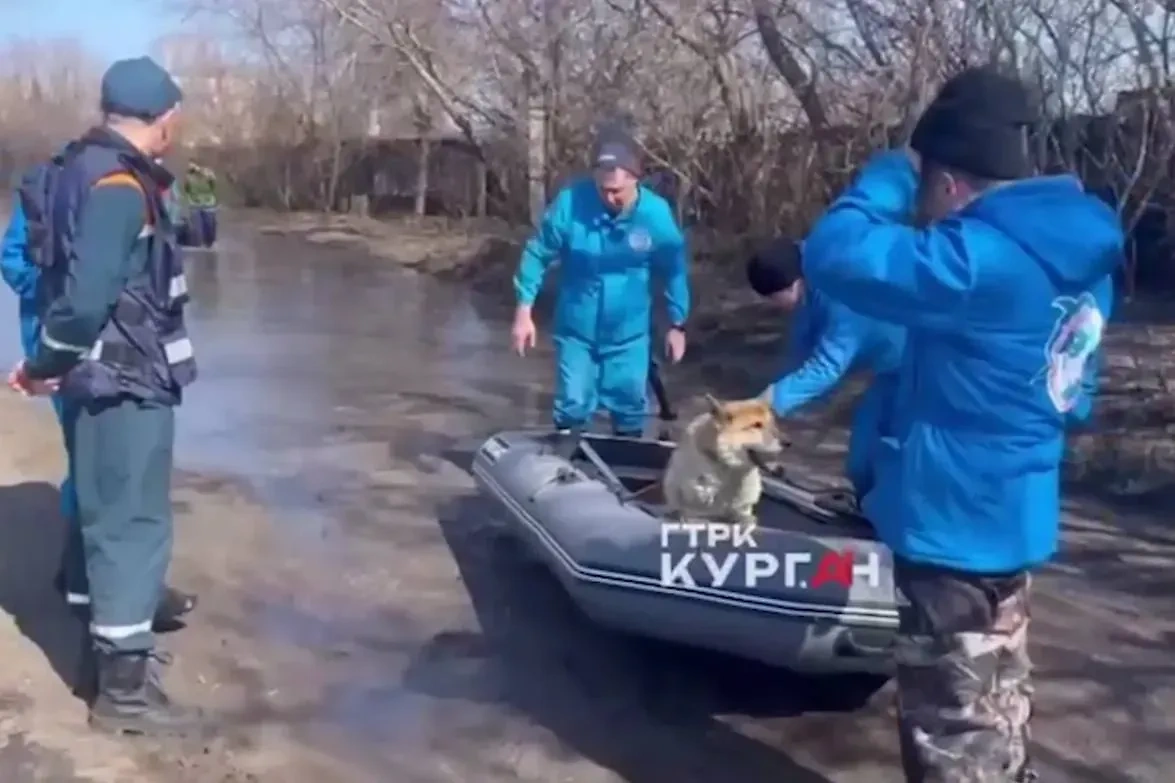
[191,207,218,247]
[894,556,1035,782]
[72,397,176,653]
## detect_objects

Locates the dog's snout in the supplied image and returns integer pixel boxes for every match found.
[755,437,785,455]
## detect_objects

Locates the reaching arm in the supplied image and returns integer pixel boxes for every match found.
[25,178,145,380]
[513,187,571,307]
[1,200,37,300]
[771,308,866,415]
[802,150,975,329]
[653,211,690,327]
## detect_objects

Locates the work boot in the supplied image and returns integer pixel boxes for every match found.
[54,571,198,630]
[153,587,199,630]
[88,650,205,736]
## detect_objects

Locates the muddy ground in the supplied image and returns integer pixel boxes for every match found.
[0,209,1170,782]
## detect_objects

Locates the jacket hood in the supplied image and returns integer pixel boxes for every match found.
[967,175,1123,289]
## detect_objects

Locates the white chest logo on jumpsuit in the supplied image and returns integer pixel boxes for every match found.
[627,227,653,252]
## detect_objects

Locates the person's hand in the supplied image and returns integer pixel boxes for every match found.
[511,307,537,356]
[665,327,686,364]
[6,361,59,397]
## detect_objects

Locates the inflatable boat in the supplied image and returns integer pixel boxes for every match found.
[472,430,899,675]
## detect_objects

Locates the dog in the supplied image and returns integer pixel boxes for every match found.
[661,393,787,530]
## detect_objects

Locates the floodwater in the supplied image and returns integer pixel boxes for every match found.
[164,226,900,782]
[0,216,1171,782]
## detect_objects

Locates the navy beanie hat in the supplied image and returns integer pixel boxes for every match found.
[911,66,1037,181]
[100,56,183,122]
[746,237,802,297]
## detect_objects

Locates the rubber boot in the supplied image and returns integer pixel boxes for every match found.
[88,651,205,737]
[552,425,584,460]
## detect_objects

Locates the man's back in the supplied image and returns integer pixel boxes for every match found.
[869,174,1121,572]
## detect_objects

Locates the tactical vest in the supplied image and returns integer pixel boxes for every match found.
[18,133,197,405]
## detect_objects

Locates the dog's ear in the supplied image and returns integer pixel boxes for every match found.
[704,393,730,422]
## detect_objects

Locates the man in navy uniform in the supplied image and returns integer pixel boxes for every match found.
[8,56,204,736]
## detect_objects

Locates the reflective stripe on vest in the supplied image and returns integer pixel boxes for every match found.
[87,335,194,367]
[169,272,188,305]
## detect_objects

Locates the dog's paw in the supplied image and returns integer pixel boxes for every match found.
[726,511,758,536]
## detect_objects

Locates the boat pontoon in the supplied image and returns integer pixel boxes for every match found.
[472,430,899,675]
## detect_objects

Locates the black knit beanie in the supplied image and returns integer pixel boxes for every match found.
[746,237,802,297]
[911,66,1037,181]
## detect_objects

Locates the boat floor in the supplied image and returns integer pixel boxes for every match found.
[565,441,876,538]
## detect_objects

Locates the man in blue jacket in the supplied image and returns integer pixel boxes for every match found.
[511,132,690,436]
[747,235,906,502]
[802,67,1121,783]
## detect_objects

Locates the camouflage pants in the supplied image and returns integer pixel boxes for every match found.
[894,557,1036,783]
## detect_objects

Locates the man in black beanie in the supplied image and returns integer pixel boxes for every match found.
[801,65,1124,782]
[746,236,905,500]
[909,65,1037,227]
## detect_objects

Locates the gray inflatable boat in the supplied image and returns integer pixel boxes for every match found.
[472,430,899,675]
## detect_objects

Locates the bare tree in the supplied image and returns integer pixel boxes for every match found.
[96,0,1175,273]
[0,38,101,181]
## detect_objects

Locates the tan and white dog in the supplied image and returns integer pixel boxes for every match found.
[662,394,787,530]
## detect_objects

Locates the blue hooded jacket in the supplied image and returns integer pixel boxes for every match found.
[1,199,40,358]
[772,288,905,495]
[514,177,690,346]
[803,151,1122,573]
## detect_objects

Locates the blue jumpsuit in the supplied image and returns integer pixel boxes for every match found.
[514,178,690,435]
[1,200,78,522]
[770,288,905,497]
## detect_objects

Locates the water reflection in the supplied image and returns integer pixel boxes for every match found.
[0,226,511,539]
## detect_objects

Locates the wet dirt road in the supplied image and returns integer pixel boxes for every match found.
[0,215,1171,782]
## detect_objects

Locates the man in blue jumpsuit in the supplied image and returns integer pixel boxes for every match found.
[7,56,204,735]
[747,236,906,501]
[801,66,1122,782]
[511,132,690,436]
[2,195,197,630]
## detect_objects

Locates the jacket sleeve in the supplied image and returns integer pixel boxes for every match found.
[771,306,866,415]
[514,187,571,307]
[652,206,690,326]
[802,150,974,330]
[1,200,37,300]
[25,181,145,380]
